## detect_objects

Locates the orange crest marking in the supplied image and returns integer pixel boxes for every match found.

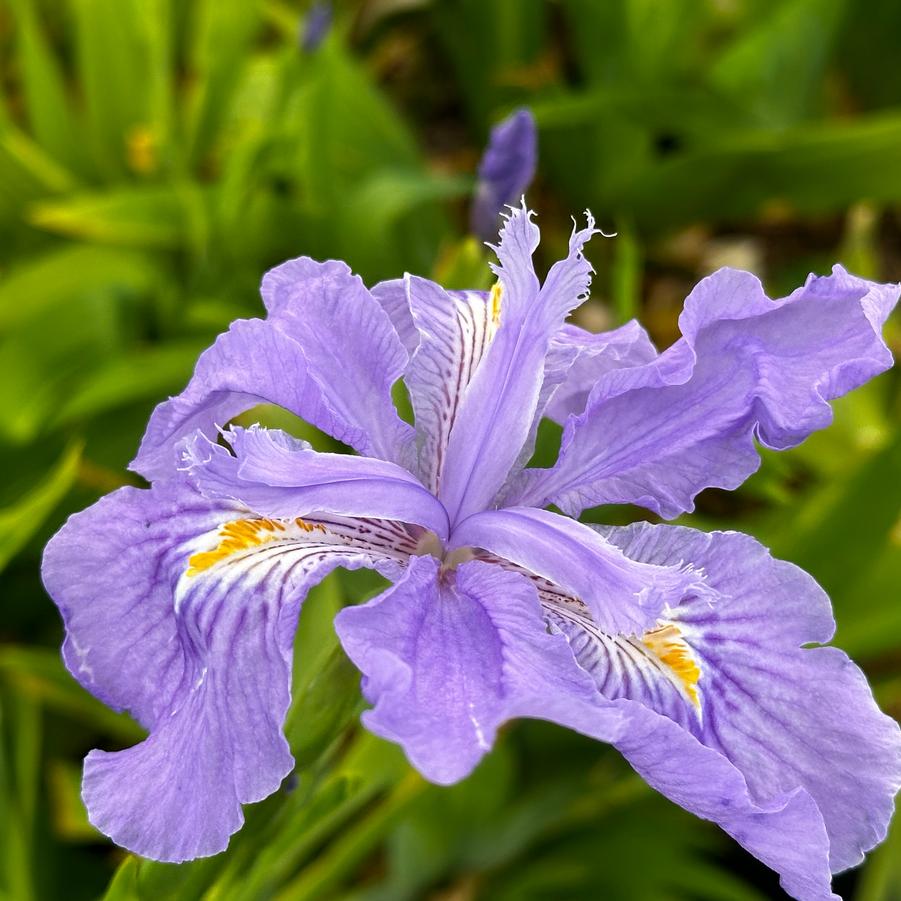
[186,517,326,577]
[642,623,702,707]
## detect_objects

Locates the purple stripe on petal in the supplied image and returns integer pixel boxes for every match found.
[449,506,696,635]
[404,276,499,493]
[512,266,900,518]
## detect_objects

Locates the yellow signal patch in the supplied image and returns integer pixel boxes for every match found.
[186,517,326,577]
[642,623,702,708]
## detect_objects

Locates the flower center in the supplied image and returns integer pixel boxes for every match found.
[414,531,474,571]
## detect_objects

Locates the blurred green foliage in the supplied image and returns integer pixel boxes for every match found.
[0,0,899,899]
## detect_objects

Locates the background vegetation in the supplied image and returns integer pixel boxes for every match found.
[0,1,899,898]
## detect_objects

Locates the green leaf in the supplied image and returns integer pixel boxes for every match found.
[7,0,83,173]
[0,127,77,228]
[563,0,706,85]
[711,0,847,127]
[71,0,158,178]
[54,341,208,425]
[46,760,95,841]
[432,238,493,292]
[0,647,144,742]
[0,442,80,571]
[29,185,207,250]
[186,0,263,168]
[610,220,641,323]
[622,112,901,231]
[295,44,421,211]
[0,691,42,901]
[337,170,469,278]
[0,245,158,330]
[284,578,361,769]
[856,816,901,901]
[431,0,547,128]
[0,289,131,443]
[99,857,141,901]
[766,430,901,658]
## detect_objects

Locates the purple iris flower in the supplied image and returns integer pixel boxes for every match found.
[43,202,900,899]
[470,108,537,241]
[300,1,331,54]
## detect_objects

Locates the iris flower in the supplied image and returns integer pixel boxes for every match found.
[43,204,900,900]
[470,108,537,241]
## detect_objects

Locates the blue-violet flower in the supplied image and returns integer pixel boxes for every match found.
[470,108,537,241]
[43,203,901,900]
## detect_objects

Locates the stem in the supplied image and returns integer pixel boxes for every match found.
[275,771,425,901]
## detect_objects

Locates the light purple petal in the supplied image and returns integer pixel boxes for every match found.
[512,266,900,518]
[449,507,697,635]
[133,258,413,480]
[335,555,623,784]
[42,477,416,861]
[42,483,230,732]
[543,321,658,422]
[604,523,901,876]
[403,277,500,492]
[550,522,901,894]
[542,593,703,733]
[439,204,599,524]
[470,108,537,242]
[371,278,420,358]
[616,704,838,901]
[183,425,450,539]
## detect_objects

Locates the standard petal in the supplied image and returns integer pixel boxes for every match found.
[439,204,600,524]
[133,258,413,480]
[335,555,623,784]
[183,425,449,539]
[448,506,697,635]
[512,266,900,518]
[553,522,901,893]
[403,277,499,492]
[41,477,419,861]
[371,278,419,358]
[542,321,658,422]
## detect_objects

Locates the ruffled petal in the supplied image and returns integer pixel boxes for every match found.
[335,555,623,784]
[604,523,901,875]
[42,464,423,860]
[616,704,838,901]
[182,426,449,539]
[552,521,901,895]
[543,321,658,422]
[449,506,697,635]
[133,258,414,480]
[439,204,600,524]
[512,266,900,518]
